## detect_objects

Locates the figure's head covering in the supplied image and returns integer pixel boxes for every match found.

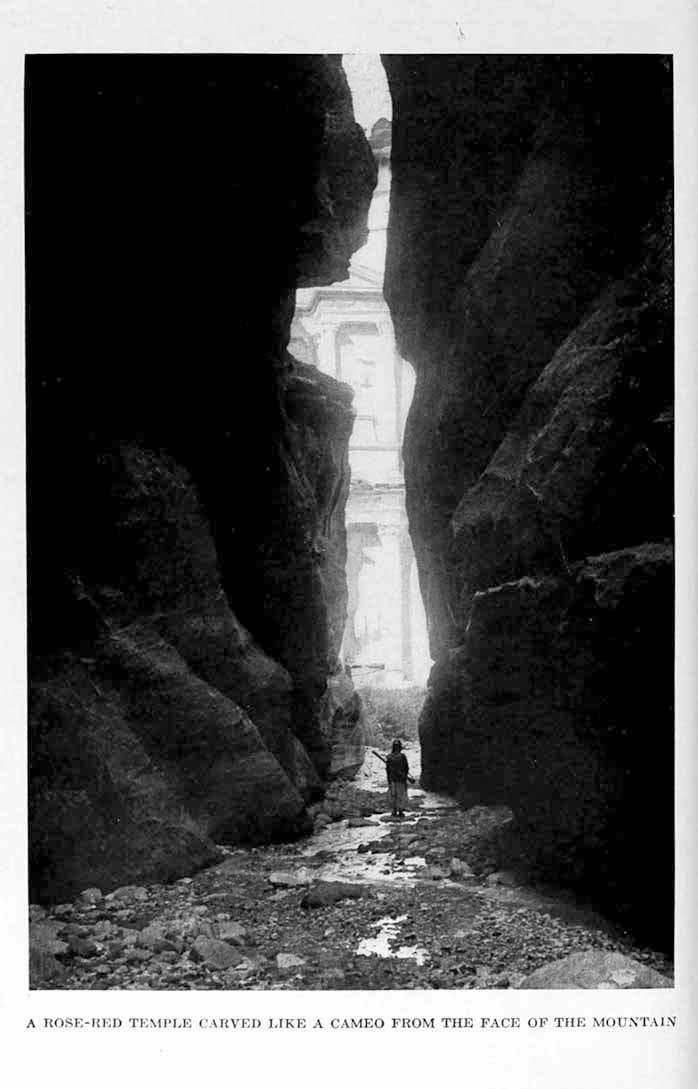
[391,739,402,752]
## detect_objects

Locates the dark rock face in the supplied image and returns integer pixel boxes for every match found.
[320,669,365,780]
[27,56,375,900]
[28,445,312,902]
[384,56,673,942]
[420,544,673,938]
[263,359,359,774]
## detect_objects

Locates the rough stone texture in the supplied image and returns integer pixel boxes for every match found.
[300,881,369,909]
[420,544,674,936]
[450,213,673,614]
[383,56,673,943]
[28,445,314,902]
[268,358,367,775]
[190,936,243,970]
[27,56,375,901]
[320,669,366,779]
[518,951,671,990]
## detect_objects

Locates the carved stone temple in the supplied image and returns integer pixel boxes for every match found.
[290,60,431,686]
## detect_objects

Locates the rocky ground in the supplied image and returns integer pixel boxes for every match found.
[30,743,673,991]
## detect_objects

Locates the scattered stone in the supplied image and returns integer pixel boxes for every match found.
[201,921,220,939]
[301,882,368,909]
[217,921,247,944]
[190,936,243,970]
[320,968,346,983]
[79,887,103,905]
[93,921,118,940]
[269,870,313,888]
[314,813,332,830]
[108,886,149,902]
[366,841,392,854]
[517,951,672,989]
[489,871,520,888]
[29,745,673,994]
[137,925,175,953]
[276,953,306,971]
[67,937,99,959]
[449,858,474,878]
[126,948,153,964]
[29,904,48,922]
[422,866,448,881]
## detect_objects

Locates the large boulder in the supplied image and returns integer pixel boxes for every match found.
[518,951,671,989]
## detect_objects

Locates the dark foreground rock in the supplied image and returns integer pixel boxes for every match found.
[28,447,311,902]
[27,56,375,900]
[420,542,674,940]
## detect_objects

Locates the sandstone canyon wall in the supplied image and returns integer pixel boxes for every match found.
[383,56,673,943]
[27,56,375,901]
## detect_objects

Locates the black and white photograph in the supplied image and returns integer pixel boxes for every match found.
[2,3,697,1087]
[24,50,676,992]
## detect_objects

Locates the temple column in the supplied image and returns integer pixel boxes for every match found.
[315,324,338,377]
[398,522,414,681]
[371,523,402,673]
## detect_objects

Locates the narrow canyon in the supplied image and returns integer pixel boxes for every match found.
[27,54,673,986]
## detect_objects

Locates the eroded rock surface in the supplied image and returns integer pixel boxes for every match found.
[27,56,375,900]
[518,951,671,990]
[383,56,673,942]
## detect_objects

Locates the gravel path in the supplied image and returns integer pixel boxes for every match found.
[30,744,673,990]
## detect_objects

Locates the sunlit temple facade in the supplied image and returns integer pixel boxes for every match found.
[290,57,431,686]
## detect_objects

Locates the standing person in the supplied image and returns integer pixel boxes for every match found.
[386,739,409,818]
